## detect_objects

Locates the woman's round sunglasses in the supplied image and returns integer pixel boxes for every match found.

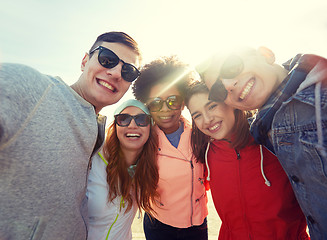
[115,113,151,127]
[146,95,183,112]
[90,46,140,82]
[208,55,244,102]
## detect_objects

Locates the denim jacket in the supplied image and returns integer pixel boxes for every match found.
[250,54,327,239]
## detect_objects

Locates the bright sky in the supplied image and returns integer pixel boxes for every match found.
[1,0,326,122]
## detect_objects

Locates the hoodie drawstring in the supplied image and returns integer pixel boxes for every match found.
[260,145,271,187]
[205,142,271,187]
[296,58,326,158]
[205,141,211,181]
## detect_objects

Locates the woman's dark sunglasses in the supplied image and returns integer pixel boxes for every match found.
[90,46,140,82]
[147,95,183,112]
[208,55,244,102]
[115,113,151,127]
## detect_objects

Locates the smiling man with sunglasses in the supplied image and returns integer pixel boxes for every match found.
[0,31,141,240]
[132,56,208,240]
[199,46,327,239]
[71,33,141,114]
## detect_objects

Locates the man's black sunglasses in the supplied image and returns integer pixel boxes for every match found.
[208,55,244,102]
[114,113,151,127]
[90,46,140,82]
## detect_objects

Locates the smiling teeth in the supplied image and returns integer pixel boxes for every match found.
[209,123,220,131]
[240,81,254,100]
[126,133,140,137]
[160,116,171,119]
[99,80,114,91]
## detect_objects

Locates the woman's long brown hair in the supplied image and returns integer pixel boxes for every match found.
[102,121,159,216]
[185,81,255,163]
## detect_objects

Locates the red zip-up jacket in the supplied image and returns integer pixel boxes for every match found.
[205,137,309,240]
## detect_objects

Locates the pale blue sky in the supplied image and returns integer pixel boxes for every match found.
[1,0,326,120]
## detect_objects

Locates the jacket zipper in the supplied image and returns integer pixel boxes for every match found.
[190,160,194,226]
[235,149,252,237]
[105,197,124,240]
[158,152,196,226]
[195,193,205,202]
[98,153,125,240]
[235,149,241,160]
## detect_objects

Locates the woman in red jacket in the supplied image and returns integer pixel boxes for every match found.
[184,81,309,240]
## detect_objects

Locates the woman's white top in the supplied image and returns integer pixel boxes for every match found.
[86,153,137,240]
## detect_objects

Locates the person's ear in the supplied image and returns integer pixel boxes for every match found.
[257,46,275,65]
[81,53,89,72]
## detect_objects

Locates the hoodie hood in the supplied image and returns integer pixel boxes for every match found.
[297,57,327,158]
[285,54,327,157]
[204,139,271,186]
